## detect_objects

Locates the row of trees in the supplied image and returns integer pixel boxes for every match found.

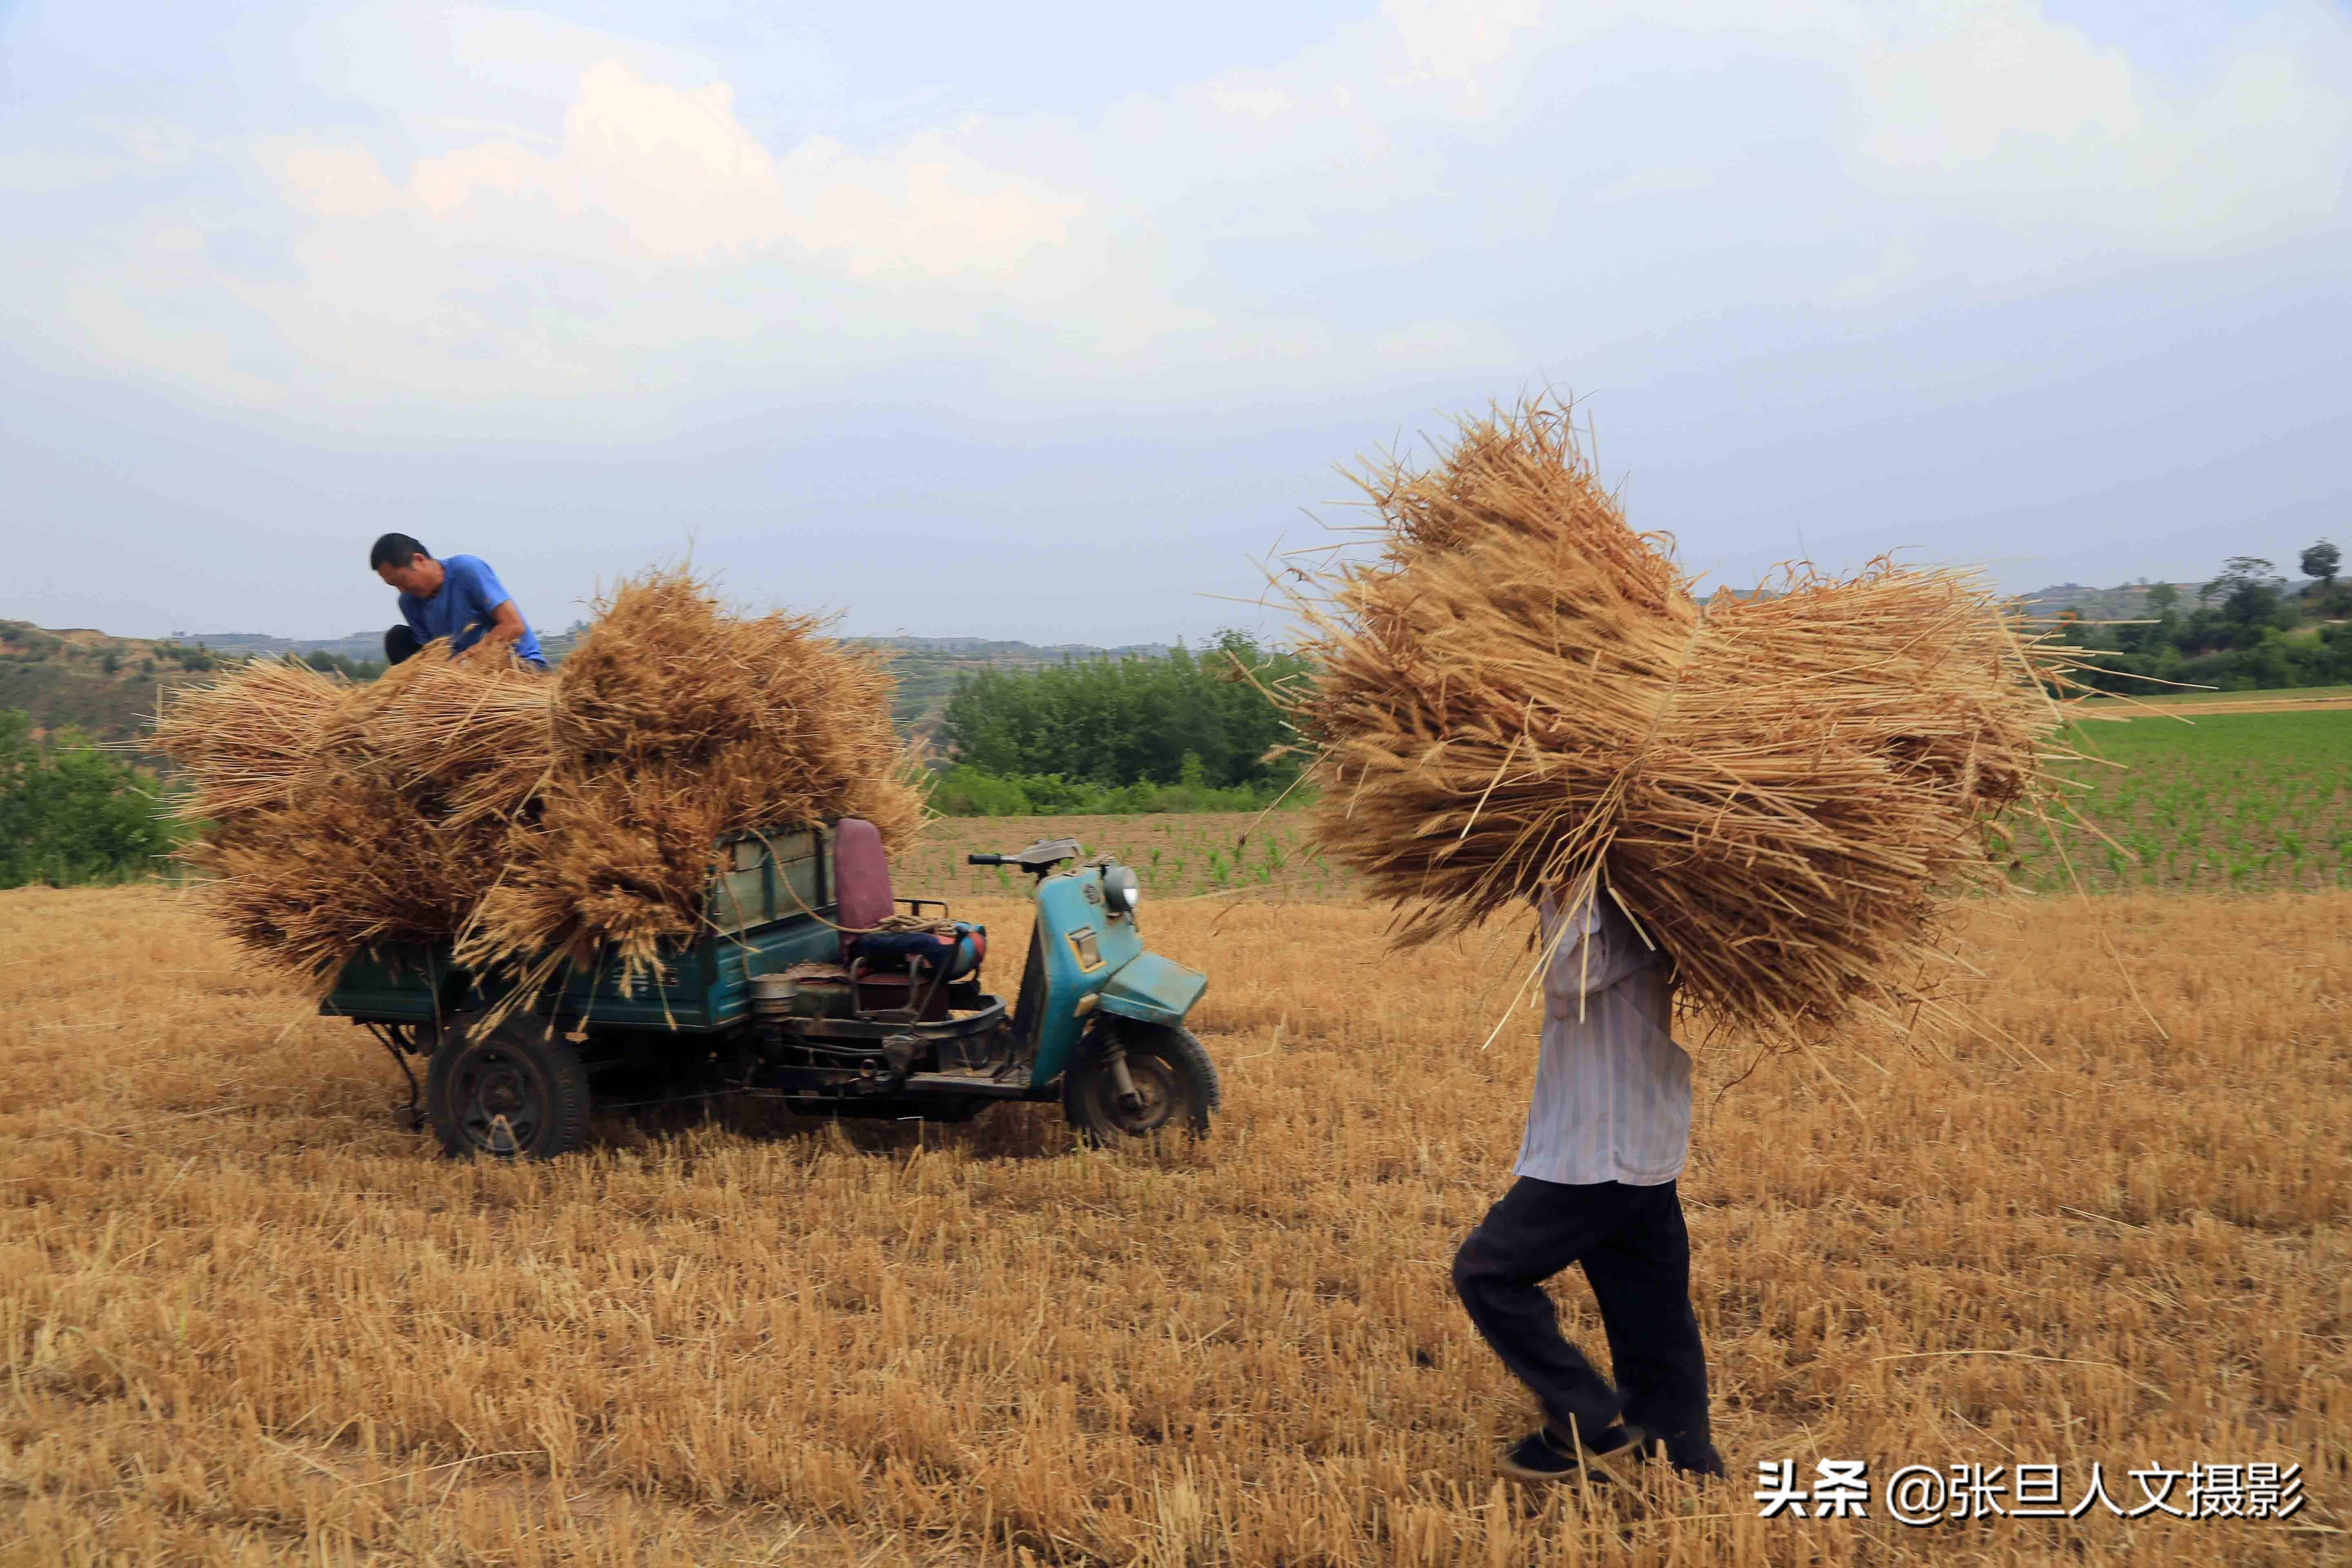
[0,711,180,888]
[936,633,1309,811]
[2057,545,2352,694]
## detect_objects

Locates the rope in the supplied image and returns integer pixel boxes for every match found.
[864,911,960,940]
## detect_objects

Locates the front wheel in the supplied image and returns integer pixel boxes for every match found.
[425,1016,592,1160]
[1062,1021,1219,1146]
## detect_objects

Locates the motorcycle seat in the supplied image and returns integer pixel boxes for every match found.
[846,924,987,981]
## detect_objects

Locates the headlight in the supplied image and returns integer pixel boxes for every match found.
[1103,865,1141,913]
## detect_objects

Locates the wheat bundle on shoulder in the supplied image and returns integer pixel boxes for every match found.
[1274,398,2076,1041]
[155,568,926,1001]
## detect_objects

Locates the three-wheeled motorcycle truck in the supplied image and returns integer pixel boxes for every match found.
[322,820,1218,1159]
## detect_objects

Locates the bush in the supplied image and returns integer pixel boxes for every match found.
[0,710,183,887]
[155,642,219,673]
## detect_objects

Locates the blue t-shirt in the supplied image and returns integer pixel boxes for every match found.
[398,555,544,666]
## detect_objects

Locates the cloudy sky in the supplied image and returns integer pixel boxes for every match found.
[3,0,2348,645]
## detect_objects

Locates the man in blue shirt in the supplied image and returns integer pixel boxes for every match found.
[370,534,546,668]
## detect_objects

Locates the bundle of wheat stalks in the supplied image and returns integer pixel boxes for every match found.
[1275,399,2076,1040]
[156,570,924,1000]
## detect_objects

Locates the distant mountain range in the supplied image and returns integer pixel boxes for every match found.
[153,575,2294,666]
[6,577,2303,751]
[0,619,1179,751]
[171,628,1173,662]
[2007,579,2326,622]
[2008,581,2192,622]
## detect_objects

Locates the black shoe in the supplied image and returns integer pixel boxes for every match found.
[1628,1431,1726,1479]
[1627,1439,1740,1486]
[1499,1423,1650,1484]
[1668,1444,1726,1479]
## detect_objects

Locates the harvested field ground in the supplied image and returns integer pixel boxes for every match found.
[2075,684,2352,716]
[2,885,2346,1565]
[906,814,1346,902]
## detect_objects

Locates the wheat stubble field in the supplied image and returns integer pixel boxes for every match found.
[1,883,2346,1566]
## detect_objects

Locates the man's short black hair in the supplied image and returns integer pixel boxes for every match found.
[370,533,430,571]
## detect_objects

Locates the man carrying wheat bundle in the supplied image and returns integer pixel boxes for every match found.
[1279,397,2065,1490]
[1450,889,1723,1485]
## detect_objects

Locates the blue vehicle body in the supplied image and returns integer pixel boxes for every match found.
[1021,869,1205,1082]
[323,824,1211,1151]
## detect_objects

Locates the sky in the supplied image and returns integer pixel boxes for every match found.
[2,0,2348,645]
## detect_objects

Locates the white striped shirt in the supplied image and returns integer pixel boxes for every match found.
[1512,892,1693,1187]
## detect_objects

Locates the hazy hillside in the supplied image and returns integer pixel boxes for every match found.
[2009,577,2332,621]
[189,630,387,663]
[187,625,592,664]
[2013,581,2202,621]
[0,622,234,749]
[867,637,1170,744]
[0,618,1174,750]
[22,580,2263,752]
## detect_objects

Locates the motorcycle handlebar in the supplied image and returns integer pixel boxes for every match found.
[966,852,1005,866]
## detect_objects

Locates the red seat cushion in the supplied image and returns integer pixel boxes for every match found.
[834,818,893,933]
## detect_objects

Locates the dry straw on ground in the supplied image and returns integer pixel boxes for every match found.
[1276,398,2079,1040]
[153,569,924,1000]
[2,884,2343,1564]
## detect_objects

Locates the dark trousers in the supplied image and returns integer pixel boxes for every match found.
[1452,1176,1718,1471]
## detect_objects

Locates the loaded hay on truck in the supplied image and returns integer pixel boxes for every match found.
[154,568,925,1004]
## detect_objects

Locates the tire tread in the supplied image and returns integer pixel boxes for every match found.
[423,1017,593,1160]
[1062,1020,1218,1145]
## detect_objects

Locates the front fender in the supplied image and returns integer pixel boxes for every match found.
[1096,951,1206,1027]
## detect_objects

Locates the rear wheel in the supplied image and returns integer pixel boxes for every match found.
[425,1017,592,1160]
[1062,1021,1218,1145]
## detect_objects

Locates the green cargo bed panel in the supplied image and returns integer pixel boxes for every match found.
[321,824,847,1035]
[323,947,451,1025]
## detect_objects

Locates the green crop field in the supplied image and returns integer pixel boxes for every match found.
[900,811,1350,902]
[894,710,2352,903]
[2009,708,2350,892]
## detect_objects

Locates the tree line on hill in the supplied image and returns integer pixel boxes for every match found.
[929,633,1309,815]
[2054,543,2351,694]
